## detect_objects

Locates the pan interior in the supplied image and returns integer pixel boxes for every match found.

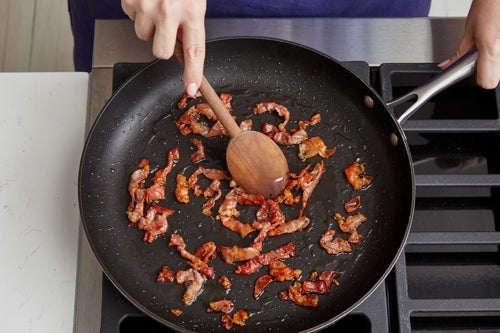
[79,38,413,332]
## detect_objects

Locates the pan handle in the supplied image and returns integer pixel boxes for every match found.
[386,49,478,124]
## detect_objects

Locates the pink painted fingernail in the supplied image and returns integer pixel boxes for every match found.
[186,83,198,97]
[438,59,450,68]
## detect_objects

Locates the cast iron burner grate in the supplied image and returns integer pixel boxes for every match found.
[100,61,500,333]
[377,63,500,333]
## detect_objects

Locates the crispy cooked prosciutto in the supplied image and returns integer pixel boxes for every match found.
[297,161,325,217]
[127,158,150,225]
[221,309,249,329]
[319,229,352,255]
[138,203,174,243]
[145,148,179,203]
[176,268,205,305]
[175,173,190,203]
[235,241,296,275]
[268,216,310,236]
[262,123,308,145]
[253,274,274,299]
[269,260,302,282]
[344,160,373,191]
[216,187,267,238]
[253,102,290,132]
[176,93,233,137]
[188,166,230,197]
[344,196,362,213]
[190,138,206,163]
[169,234,216,278]
[217,275,232,289]
[298,136,336,160]
[177,91,202,109]
[201,179,223,216]
[301,271,339,294]
[156,265,175,282]
[334,212,368,245]
[298,113,322,130]
[219,222,272,264]
[207,299,234,313]
[279,282,319,308]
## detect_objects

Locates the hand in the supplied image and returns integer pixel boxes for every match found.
[121,0,207,96]
[439,0,500,89]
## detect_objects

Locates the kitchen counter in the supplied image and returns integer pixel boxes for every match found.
[0,73,88,332]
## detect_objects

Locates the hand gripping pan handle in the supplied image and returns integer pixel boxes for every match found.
[387,49,478,124]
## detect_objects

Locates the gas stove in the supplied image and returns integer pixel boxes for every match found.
[76,19,500,333]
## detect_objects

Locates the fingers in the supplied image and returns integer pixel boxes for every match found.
[438,36,475,70]
[180,23,206,97]
[474,40,500,89]
[439,0,500,89]
[121,0,207,96]
[152,15,179,60]
[134,12,155,41]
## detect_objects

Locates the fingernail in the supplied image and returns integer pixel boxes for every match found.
[186,83,198,97]
[438,59,450,68]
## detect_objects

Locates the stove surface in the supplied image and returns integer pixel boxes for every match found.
[95,60,500,333]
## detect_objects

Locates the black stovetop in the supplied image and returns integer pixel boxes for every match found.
[100,61,500,333]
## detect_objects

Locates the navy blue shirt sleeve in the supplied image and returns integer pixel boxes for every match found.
[68,0,430,72]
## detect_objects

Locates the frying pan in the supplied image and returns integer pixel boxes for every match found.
[79,37,477,332]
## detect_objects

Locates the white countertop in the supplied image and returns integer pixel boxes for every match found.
[0,72,88,333]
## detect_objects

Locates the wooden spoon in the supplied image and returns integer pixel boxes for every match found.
[174,42,289,198]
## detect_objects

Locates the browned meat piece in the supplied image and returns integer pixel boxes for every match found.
[170,308,183,316]
[235,241,296,275]
[268,216,310,236]
[169,234,216,278]
[176,107,210,136]
[145,148,179,203]
[156,265,175,282]
[269,260,302,282]
[239,119,252,131]
[232,309,249,327]
[217,275,231,290]
[297,162,325,217]
[262,123,308,145]
[190,138,206,163]
[139,203,174,243]
[319,229,352,255]
[175,174,189,203]
[301,271,339,294]
[253,102,290,132]
[175,268,205,305]
[298,136,336,160]
[334,212,368,244]
[335,212,367,233]
[218,245,260,264]
[344,196,361,213]
[344,160,373,191]
[219,222,272,264]
[207,299,234,313]
[201,179,223,216]
[279,282,319,308]
[219,216,255,238]
[253,274,274,299]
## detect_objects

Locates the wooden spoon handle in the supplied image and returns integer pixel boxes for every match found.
[174,42,241,138]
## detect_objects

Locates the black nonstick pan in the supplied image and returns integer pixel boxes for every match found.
[79,37,477,332]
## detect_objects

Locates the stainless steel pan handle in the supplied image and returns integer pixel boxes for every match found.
[387,49,478,124]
